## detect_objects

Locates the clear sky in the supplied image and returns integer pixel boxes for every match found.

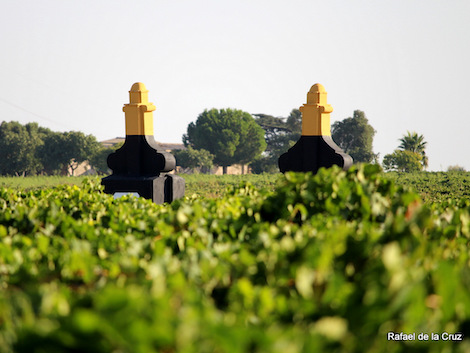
[1,0,469,171]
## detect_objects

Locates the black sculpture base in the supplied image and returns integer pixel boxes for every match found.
[102,174,185,204]
[107,135,176,176]
[278,135,353,174]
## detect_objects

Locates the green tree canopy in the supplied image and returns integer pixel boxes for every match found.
[174,147,214,174]
[37,131,70,174]
[398,131,428,169]
[0,121,43,176]
[62,132,101,175]
[285,108,302,139]
[447,165,466,172]
[331,110,377,163]
[252,109,301,173]
[382,150,423,172]
[0,121,102,176]
[183,108,266,174]
[89,142,124,175]
[37,131,101,175]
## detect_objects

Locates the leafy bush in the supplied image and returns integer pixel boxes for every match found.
[448,165,466,172]
[383,150,423,172]
[1,168,470,352]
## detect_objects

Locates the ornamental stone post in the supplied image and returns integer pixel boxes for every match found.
[102,82,185,203]
[278,83,353,174]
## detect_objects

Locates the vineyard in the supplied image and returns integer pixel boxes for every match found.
[1,166,470,352]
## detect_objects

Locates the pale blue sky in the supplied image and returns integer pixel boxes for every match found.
[1,0,469,171]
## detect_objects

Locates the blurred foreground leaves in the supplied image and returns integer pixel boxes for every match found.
[1,166,470,352]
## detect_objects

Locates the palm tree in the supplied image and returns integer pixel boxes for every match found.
[398,131,428,168]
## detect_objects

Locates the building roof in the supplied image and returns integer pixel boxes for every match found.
[101,137,125,148]
[100,137,186,152]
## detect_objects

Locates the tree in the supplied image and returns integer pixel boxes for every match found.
[254,114,288,160]
[37,131,70,174]
[62,132,101,175]
[252,109,301,173]
[398,131,428,169]
[382,150,423,172]
[37,131,101,175]
[331,110,377,163]
[183,108,266,174]
[89,142,124,175]
[174,147,214,174]
[285,108,302,139]
[250,156,279,174]
[0,120,103,176]
[89,147,113,175]
[0,121,43,176]
[447,165,466,172]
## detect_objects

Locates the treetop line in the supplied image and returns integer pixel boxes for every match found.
[0,82,431,177]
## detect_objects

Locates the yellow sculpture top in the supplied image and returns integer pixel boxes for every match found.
[306,83,327,104]
[131,82,146,91]
[129,82,149,104]
[300,83,333,136]
[123,82,156,135]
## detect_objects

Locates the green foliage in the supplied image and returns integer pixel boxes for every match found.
[37,131,69,174]
[253,109,302,173]
[88,147,113,175]
[0,175,86,191]
[1,171,470,205]
[1,167,470,352]
[0,121,44,176]
[383,150,423,172]
[285,108,302,138]
[250,156,279,174]
[182,173,281,198]
[447,165,466,172]
[398,131,427,153]
[0,121,101,176]
[61,132,101,175]
[174,147,214,173]
[383,132,429,172]
[385,171,470,204]
[0,174,281,198]
[331,110,377,163]
[183,109,266,173]
[398,131,428,168]
[261,164,416,223]
[89,142,124,175]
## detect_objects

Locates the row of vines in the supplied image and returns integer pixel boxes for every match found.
[1,165,470,352]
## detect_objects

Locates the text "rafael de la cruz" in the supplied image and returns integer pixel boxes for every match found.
[387,332,464,341]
